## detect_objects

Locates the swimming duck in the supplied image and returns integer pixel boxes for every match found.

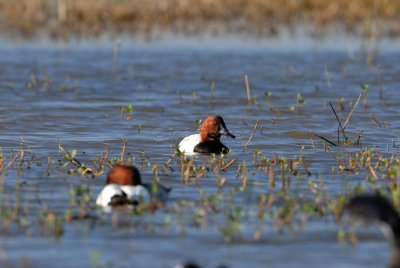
[179,115,235,155]
[96,165,170,208]
[345,194,400,268]
[175,263,228,268]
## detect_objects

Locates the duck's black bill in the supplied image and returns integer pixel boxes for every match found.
[220,129,235,139]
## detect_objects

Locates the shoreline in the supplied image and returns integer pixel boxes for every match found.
[1,29,399,55]
[1,0,400,40]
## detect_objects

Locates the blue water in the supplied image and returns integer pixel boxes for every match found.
[0,35,399,267]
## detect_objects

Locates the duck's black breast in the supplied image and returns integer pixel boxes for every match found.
[108,191,139,207]
[108,191,130,206]
[193,141,229,154]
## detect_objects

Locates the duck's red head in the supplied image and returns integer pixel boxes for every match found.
[106,165,142,186]
[199,115,235,142]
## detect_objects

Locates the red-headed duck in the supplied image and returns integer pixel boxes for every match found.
[96,165,170,208]
[179,115,235,154]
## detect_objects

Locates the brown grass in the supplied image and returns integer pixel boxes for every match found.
[1,0,400,39]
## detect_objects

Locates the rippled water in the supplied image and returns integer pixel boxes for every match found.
[0,38,400,268]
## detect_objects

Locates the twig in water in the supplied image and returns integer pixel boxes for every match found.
[120,138,127,164]
[324,67,331,89]
[243,120,259,152]
[371,114,383,128]
[311,131,337,147]
[163,152,176,172]
[7,151,22,168]
[221,159,237,171]
[310,136,315,149]
[58,139,92,175]
[328,101,347,141]
[268,162,275,189]
[244,75,251,105]
[368,164,378,180]
[136,124,142,134]
[343,93,362,130]
[354,131,363,146]
[95,147,110,172]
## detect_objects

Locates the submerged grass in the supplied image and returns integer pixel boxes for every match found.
[0,61,397,268]
[1,132,399,244]
[0,79,397,250]
[1,0,400,39]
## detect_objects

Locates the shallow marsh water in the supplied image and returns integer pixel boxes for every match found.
[0,36,400,268]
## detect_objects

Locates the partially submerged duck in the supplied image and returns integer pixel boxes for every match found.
[96,165,170,208]
[345,194,400,268]
[179,115,235,155]
[175,263,228,268]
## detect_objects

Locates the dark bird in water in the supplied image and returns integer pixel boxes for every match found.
[175,264,228,268]
[346,194,400,268]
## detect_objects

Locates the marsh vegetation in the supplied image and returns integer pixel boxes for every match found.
[0,45,399,267]
[1,0,400,39]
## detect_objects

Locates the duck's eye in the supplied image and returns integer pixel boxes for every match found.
[208,132,221,139]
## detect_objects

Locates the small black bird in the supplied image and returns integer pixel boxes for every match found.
[346,194,400,268]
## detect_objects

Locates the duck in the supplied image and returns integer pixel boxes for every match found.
[178,115,235,155]
[345,194,400,268]
[175,263,228,268]
[174,263,200,268]
[96,165,170,208]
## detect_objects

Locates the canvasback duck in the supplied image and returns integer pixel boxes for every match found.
[178,115,235,155]
[345,194,400,268]
[96,165,170,208]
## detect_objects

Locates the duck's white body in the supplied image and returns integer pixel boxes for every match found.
[96,183,151,208]
[178,134,200,154]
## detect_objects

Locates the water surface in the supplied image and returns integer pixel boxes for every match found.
[0,38,399,268]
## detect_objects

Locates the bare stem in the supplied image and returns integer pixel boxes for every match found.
[311,131,338,147]
[243,120,259,152]
[343,93,362,130]
[120,138,127,164]
[245,75,251,105]
[328,101,347,141]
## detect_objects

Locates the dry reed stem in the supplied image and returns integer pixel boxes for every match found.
[221,159,237,171]
[2,0,400,39]
[120,138,127,165]
[310,131,337,147]
[268,163,275,189]
[7,151,22,168]
[328,101,347,142]
[370,114,383,128]
[368,164,378,180]
[343,93,362,130]
[58,141,92,174]
[243,120,259,152]
[245,75,251,105]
